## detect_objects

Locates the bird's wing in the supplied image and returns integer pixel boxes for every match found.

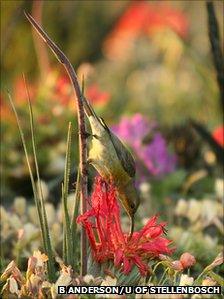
[99,118,136,178]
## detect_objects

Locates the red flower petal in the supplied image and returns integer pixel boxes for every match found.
[78,176,173,276]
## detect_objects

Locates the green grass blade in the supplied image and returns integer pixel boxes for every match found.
[7,91,56,277]
[62,122,73,266]
[25,84,56,282]
[71,168,81,269]
[7,92,44,240]
[62,183,68,264]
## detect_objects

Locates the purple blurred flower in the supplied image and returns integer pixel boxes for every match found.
[112,113,176,179]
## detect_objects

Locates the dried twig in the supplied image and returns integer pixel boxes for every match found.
[206,1,224,111]
[24,11,88,275]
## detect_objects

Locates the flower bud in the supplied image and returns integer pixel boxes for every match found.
[171,260,183,271]
[180,252,196,269]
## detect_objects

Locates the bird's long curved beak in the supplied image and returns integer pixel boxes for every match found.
[128,215,134,240]
[24,11,66,64]
[24,11,97,118]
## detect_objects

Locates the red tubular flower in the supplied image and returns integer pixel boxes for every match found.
[53,74,73,106]
[77,176,173,276]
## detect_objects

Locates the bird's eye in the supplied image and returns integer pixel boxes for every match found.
[130,203,135,210]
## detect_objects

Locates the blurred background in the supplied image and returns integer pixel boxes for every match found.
[0,0,223,275]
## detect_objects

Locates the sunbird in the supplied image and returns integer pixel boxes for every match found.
[25,12,140,237]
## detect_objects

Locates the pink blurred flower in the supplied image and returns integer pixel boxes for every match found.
[77,176,173,276]
[112,114,176,179]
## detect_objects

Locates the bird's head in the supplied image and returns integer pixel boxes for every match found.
[117,182,140,238]
[118,183,140,216]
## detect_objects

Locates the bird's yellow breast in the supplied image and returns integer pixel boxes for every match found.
[88,116,130,185]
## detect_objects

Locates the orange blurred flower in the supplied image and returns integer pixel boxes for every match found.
[104,0,188,59]
[13,77,36,105]
[86,83,111,106]
[49,70,110,111]
[0,94,14,123]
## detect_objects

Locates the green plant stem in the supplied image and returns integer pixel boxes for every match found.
[158,267,169,285]
[71,168,81,269]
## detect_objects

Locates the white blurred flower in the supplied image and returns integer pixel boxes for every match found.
[186,199,202,222]
[1,221,10,238]
[169,226,183,242]
[36,180,49,201]
[216,202,224,218]
[30,241,41,253]
[45,203,56,225]
[48,155,65,174]
[175,198,188,217]
[179,274,194,286]
[8,214,23,230]
[190,220,203,233]
[215,178,223,199]
[83,274,94,284]
[0,205,9,222]
[28,205,39,226]
[21,223,39,241]
[56,203,63,222]
[55,141,67,155]
[201,199,217,226]
[204,235,217,249]
[13,196,26,216]
[51,222,62,243]
[101,275,117,286]
[139,182,151,195]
